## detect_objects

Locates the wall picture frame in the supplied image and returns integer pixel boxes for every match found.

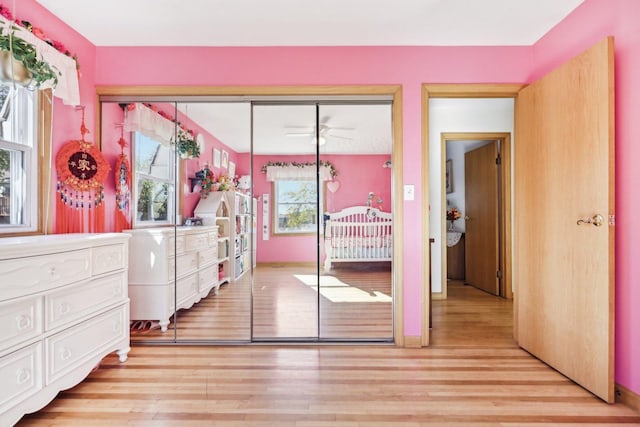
[228,161,236,178]
[221,150,229,169]
[213,148,221,168]
[445,159,453,193]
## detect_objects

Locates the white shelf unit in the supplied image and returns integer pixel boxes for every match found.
[230,191,252,281]
[194,192,231,285]
[194,191,255,283]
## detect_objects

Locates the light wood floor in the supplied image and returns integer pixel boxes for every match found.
[17,281,640,426]
[131,263,392,342]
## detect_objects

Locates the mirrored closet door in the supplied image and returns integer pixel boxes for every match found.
[100,95,394,344]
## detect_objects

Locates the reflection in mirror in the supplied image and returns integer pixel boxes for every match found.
[101,100,253,342]
[318,104,393,340]
[251,104,320,339]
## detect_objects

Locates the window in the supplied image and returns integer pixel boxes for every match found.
[273,180,324,235]
[133,131,175,226]
[0,83,38,234]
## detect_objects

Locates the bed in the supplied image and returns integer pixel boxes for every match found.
[323,206,393,271]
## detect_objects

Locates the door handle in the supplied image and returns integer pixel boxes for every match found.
[577,214,604,227]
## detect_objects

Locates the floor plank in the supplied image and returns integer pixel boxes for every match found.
[16,281,640,426]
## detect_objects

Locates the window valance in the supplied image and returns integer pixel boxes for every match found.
[124,102,175,146]
[0,16,80,105]
[262,160,338,182]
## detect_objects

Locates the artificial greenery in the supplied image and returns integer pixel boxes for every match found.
[0,24,60,87]
[175,128,200,158]
[261,160,338,178]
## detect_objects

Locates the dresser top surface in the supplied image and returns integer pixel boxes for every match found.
[0,233,129,259]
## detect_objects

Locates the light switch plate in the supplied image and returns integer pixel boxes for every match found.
[403,184,415,201]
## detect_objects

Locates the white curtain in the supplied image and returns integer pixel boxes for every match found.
[123,102,175,145]
[266,165,332,182]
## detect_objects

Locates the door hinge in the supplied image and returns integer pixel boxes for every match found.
[497,270,503,279]
[609,215,616,226]
[495,155,502,165]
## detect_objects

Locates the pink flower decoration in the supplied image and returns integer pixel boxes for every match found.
[32,27,47,40]
[126,104,136,111]
[0,6,13,20]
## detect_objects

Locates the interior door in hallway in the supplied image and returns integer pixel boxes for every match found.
[464,141,499,296]
[515,37,615,402]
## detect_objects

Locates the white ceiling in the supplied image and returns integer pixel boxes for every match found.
[36,0,583,47]
[35,0,583,154]
[177,102,392,155]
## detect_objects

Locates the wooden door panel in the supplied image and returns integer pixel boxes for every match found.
[465,142,499,296]
[514,37,614,402]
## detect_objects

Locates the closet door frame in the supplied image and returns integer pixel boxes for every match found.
[96,85,405,346]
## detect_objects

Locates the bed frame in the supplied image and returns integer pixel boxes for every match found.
[323,206,393,271]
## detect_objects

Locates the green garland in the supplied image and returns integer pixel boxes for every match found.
[261,160,338,179]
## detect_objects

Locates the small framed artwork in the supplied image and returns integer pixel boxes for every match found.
[221,150,229,169]
[228,161,236,178]
[213,148,221,168]
[445,159,453,193]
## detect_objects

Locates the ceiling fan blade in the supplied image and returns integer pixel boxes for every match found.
[285,132,313,137]
[326,133,353,140]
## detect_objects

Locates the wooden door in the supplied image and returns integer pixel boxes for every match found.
[465,142,499,295]
[514,38,614,402]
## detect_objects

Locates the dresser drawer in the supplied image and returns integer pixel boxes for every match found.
[176,274,198,308]
[0,249,91,299]
[0,343,43,414]
[168,234,186,256]
[46,305,127,385]
[198,265,217,292]
[186,232,209,252]
[0,297,43,355]
[45,272,127,332]
[169,252,198,278]
[92,244,127,276]
[198,247,218,268]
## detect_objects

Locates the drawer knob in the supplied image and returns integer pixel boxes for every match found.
[60,347,72,361]
[113,321,121,333]
[16,368,31,385]
[16,314,32,330]
[48,266,56,276]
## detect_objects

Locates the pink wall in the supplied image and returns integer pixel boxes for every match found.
[18,0,97,231]
[21,0,640,394]
[531,0,640,398]
[251,154,391,263]
[92,45,531,339]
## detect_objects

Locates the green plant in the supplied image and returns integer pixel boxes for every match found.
[0,24,59,87]
[175,128,200,158]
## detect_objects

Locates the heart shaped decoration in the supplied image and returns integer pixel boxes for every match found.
[327,180,340,193]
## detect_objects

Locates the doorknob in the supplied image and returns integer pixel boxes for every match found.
[464,215,470,221]
[577,214,604,227]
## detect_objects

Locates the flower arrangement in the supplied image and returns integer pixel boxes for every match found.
[0,23,60,87]
[261,160,338,179]
[198,167,215,199]
[446,207,462,221]
[175,127,200,158]
[198,169,238,198]
[0,3,80,71]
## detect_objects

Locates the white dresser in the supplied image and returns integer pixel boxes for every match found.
[124,226,218,332]
[0,233,131,427]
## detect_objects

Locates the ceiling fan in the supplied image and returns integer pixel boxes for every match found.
[285,121,354,145]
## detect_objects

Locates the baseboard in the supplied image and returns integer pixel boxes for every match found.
[256,262,316,268]
[431,292,445,300]
[616,383,640,414]
[404,335,422,348]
